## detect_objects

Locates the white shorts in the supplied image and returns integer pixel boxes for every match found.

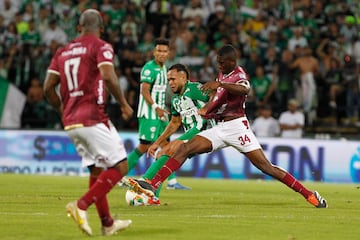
[198,117,261,153]
[66,121,127,168]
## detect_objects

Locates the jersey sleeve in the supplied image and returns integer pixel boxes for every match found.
[140,64,154,84]
[96,42,114,68]
[170,96,180,116]
[191,83,210,102]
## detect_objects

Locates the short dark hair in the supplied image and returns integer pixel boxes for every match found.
[168,63,190,79]
[79,9,104,31]
[155,38,170,47]
[217,44,237,60]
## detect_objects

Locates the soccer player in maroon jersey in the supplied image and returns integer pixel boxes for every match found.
[43,9,134,236]
[127,44,328,208]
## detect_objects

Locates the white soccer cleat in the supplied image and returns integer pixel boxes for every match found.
[66,201,93,236]
[102,219,132,236]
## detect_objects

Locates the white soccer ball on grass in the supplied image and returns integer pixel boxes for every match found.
[125,189,151,206]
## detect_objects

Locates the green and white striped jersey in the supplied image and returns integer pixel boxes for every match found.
[171,81,210,132]
[137,60,168,120]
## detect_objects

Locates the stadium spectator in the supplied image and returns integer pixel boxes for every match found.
[137,30,155,54]
[1,0,17,26]
[43,9,133,236]
[145,0,171,37]
[35,6,50,38]
[316,38,342,76]
[21,19,41,47]
[207,4,226,46]
[42,17,67,46]
[274,49,297,114]
[250,65,275,109]
[343,55,360,124]
[182,0,207,22]
[290,46,319,124]
[21,77,58,128]
[287,26,308,52]
[126,44,328,209]
[251,105,280,137]
[198,56,216,84]
[279,99,305,138]
[57,7,78,41]
[14,11,29,35]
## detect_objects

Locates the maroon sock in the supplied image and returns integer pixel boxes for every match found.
[89,176,113,227]
[151,157,181,190]
[281,172,313,198]
[78,168,122,213]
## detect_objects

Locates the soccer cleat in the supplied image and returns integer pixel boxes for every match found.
[66,201,93,236]
[102,219,132,236]
[147,196,161,206]
[123,177,156,198]
[166,182,191,190]
[307,191,328,208]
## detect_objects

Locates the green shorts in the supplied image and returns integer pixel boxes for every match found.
[138,118,168,143]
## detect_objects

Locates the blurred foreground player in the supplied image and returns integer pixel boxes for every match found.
[127,44,328,208]
[44,9,134,236]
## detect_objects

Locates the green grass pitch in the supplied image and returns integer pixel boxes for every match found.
[0,174,359,240]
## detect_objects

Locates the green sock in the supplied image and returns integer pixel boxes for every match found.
[155,183,162,198]
[168,172,177,181]
[127,148,143,171]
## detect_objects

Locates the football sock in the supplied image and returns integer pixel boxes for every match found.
[281,172,313,198]
[89,176,113,227]
[78,168,123,211]
[127,148,143,170]
[151,157,181,190]
[142,154,177,182]
[143,155,169,179]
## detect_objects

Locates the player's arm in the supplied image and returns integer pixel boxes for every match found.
[141,82,169,119]
[43,72,63,116]
[218,80,250,95]
[147,115,182,158]
[201,79,250,96]
[99,64,133,120]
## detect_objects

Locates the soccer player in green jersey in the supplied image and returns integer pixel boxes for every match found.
[138,63,213,201]
[126,38,189,189]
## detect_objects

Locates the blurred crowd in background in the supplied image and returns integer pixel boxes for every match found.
[0,0,359,133]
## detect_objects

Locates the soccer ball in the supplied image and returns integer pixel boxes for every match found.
[125,189,150,206]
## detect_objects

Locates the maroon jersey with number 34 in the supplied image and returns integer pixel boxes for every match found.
[48,35,114,127]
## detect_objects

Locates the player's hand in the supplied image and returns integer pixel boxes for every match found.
[198,107,207,117]
[156,107,170,121]
[201,81,220,92]
[120,103,134,121]
[147,143,160,158]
